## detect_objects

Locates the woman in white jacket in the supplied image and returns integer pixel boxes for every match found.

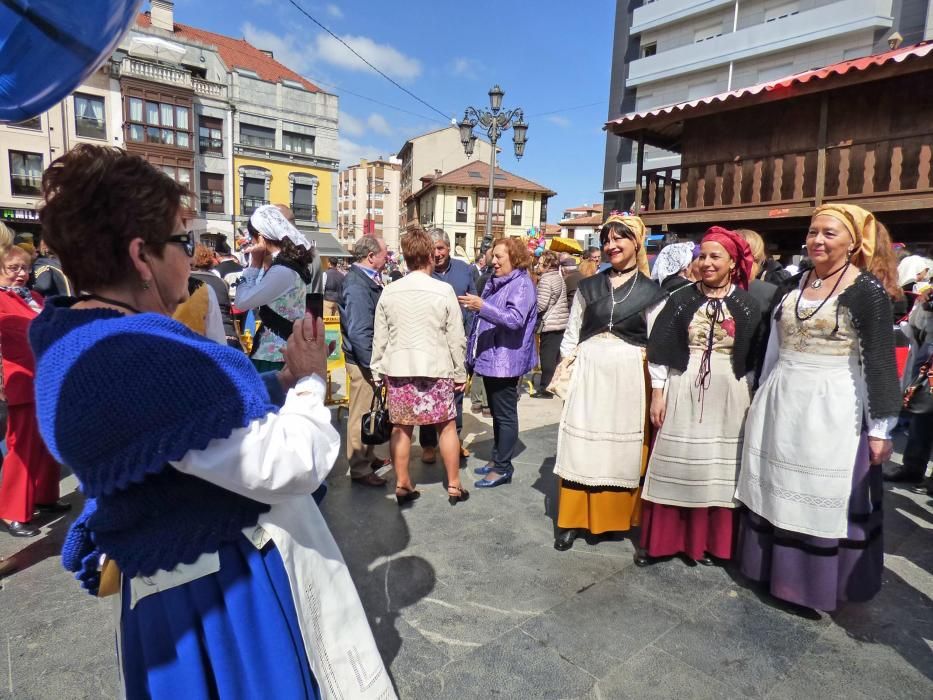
[371,229,469,506]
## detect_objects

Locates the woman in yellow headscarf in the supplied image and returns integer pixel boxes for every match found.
[552,213,666,551]
[735,203,901,611]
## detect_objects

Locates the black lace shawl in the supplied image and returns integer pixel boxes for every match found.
[647,284,762,379]
[770,270,900,419]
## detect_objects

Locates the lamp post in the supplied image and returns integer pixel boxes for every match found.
[458,85,528,254]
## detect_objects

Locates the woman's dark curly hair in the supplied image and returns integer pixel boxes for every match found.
[40,144,187,291]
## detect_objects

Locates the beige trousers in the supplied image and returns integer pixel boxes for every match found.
[346,363,385,478]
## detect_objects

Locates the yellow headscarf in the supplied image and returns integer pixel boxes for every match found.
[811,204,877,268]
[600,213,650,276]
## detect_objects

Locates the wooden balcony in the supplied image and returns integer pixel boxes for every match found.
[635,132,933,226]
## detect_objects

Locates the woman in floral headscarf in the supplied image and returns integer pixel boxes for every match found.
[552,213,665,552]
[735,204,900,611]
[651,241,695,295]
[637,227,761,567]
[235,205,316,371]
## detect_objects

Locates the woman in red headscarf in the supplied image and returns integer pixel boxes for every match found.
[636,227,761,567]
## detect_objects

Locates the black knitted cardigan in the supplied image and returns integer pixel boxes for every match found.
[769,270,900,420]
[647,283,762,379]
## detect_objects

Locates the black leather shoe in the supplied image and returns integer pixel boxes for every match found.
[697,555,716,566]
[633,549,653,567]
[531,391,554,399]
[5,521,40,538]
[35,500,72,514]
[882,465,925,483]
[554,529,577,551]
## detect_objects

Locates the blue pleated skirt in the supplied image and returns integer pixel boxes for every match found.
[121,536,320,700]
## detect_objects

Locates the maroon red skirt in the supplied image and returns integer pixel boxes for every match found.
[639,501,737,561]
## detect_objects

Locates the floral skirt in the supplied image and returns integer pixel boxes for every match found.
[386,376,456,426]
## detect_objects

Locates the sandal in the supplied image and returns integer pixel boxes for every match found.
[447,485,470,505]
[395,485,420,507]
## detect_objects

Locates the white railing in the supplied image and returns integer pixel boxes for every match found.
[121,58,227,100]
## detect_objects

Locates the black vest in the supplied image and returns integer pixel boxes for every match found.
[578,271,664,347]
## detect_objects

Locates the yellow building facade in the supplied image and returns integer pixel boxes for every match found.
[234,155,334,229]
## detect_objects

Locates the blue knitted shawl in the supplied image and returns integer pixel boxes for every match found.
[30,298,278,593]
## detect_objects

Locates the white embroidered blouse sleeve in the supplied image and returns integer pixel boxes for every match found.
[560,293,586,357]
[234,265,297,310]
[170,375,340,504]
[759,313,781,384]
[645,299,669,388]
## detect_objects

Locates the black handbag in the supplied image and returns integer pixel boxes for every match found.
[361,385,392,445]
[903,360,933,414]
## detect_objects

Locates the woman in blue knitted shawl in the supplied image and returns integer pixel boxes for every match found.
[31,145,394,699]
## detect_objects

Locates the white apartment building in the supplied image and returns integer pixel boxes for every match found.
[602,0,933,211]
[337,157,402,250]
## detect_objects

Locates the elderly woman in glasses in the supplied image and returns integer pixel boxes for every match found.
[0,245,65,537]
[28,145,391,698]
[235,205,317,372]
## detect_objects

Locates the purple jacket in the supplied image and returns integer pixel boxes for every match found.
[467,269,538,378]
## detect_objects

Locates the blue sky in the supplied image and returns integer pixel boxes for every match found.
[175,0,617,222]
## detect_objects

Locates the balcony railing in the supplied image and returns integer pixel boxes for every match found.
[241,196,269,216]
[635,132,933,213]
[200,192,225,214]
[118,58,227,99]
[291,203,318,221]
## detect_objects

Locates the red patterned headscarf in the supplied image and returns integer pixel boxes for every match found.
[701,226,755,290]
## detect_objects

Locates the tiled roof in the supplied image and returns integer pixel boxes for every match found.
[606,42,933,133]
[559,213,602,226]
[412,160,556,201]
[136,13,321,92]
[564,203,603,213]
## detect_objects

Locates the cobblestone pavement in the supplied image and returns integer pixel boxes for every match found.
[1,394,931,699]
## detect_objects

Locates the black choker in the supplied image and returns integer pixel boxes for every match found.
[608,264,637,277]
[78,293,142,315]
[699,280,729,290]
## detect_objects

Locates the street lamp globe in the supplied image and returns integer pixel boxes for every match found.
[488,84,504,113]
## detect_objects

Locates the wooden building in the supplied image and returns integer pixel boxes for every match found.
[605,42,933,248]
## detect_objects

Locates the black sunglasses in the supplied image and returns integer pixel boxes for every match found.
[167,231,195,257]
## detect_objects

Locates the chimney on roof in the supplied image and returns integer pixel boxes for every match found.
[150,0,174,32]
[260,49,274,59]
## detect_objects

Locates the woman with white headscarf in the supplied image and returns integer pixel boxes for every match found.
[652,242,695,295]
[236,205,316,372]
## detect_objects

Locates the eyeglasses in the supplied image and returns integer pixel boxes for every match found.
[167,231,195,257]
[3,265,29,274]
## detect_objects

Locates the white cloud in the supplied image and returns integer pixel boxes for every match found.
[339,137,385,167]
[315,34,422,80]
[241,23,422,82]
[450,57,479,79]
[366,113,393,136]
[546,115,571,128]
[326,3,343,18]
[242,22,312,73]
[340,112,366,137]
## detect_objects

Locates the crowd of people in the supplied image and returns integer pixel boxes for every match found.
[0,142,930,697]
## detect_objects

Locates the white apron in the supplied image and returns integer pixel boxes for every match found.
[554,334,647,488]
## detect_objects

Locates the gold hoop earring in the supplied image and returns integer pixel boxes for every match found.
[142,280,151,290]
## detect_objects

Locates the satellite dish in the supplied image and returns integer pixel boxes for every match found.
[0,0,143,123]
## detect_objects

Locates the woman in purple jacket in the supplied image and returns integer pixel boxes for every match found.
[459,238,538,488]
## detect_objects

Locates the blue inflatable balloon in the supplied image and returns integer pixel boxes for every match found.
[0,0,143,123]
[535,246,544,256]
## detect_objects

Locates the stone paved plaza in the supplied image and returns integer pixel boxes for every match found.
[1,395,931,699]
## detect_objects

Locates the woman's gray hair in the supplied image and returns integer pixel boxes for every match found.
[427,228,450,247]
[352,236,383,261]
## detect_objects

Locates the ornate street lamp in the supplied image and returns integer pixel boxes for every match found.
[459,85,529,253]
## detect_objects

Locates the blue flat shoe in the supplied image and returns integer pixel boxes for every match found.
[474,462,495,475]
[474,470,513,488]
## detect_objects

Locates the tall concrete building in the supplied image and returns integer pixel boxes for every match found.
[397,126,495,234]
[337,157,402,250]
[602,0,933,212]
